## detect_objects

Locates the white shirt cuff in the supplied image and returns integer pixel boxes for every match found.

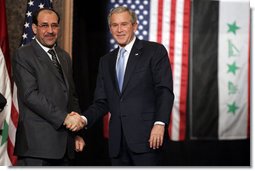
[154,121,165,126]
[81,115,88,126]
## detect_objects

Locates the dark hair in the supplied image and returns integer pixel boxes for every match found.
[32,8,60,25]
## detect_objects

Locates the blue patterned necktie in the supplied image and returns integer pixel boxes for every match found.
[116,48,126,92]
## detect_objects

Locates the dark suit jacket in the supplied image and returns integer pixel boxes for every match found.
[85,38,174,158]
[12,40,80,159]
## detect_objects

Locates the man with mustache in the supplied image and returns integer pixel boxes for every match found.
[12,8,85,166]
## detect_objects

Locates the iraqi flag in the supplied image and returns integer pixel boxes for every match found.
[0,0,18,165]
[189,0,250,140]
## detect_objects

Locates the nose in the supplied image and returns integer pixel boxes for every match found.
[117,25,123,32]
[47,26,54,33]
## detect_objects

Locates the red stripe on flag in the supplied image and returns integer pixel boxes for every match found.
[7,102,19,165]
[157,0,164,43]
[11,102,19,127]
[0,0,11,77]
[178,0,190,140]
[168,0,177,139]
[7,137,17,165]
[169,0,176,68]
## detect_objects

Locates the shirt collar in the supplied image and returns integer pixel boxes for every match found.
[35,39,56,53]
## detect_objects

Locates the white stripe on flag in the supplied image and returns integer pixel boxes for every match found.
[170,0,185,140]
[149,0,159,42]
[0,143,11,165]
[0,48,12,166]
[12,84,19,114]
[162,0,171,52]
[218,0,249,139]
[8,116,16,149]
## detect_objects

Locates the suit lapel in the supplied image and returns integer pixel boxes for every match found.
[55,48,69,89]
[108,49,120,94]
[121,39,143,94]
[109,39,143,95]
[32,40,67,86]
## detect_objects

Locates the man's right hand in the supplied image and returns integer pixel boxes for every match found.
[63,112,86,131]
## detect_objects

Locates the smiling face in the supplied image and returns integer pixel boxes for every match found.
[109,11,138,47]
[32,10,59,48]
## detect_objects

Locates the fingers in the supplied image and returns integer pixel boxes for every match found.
[149,124,165,149]
[64,112,86,131]
[75,136,85,152]
[67,119,84,131]
[149,135,163,149]
[75,140,83,152]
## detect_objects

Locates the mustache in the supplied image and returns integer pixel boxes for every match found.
[45,33,56,37]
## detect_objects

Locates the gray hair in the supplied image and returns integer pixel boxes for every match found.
[107,6,137,26]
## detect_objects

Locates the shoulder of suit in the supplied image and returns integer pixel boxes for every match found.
[101,48,117,59]
[138,40,165,51]
[14,42,34,58]
[141,39,162,47]
[17,41,33,51]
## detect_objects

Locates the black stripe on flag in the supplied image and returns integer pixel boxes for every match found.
[189,0,219,139]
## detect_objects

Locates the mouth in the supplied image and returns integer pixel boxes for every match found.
[45,35,56,41]
[117,34,125,38]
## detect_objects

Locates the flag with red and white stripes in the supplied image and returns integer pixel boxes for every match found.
[148,0,190,141]
[106,0,190,141]
[0,0,18,165]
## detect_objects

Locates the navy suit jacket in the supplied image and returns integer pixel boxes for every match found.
[12,40,80,159]
[85,38,174,158]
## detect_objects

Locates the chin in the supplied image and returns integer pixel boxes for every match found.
[44,44,55,48]
[46,41,56,47]
[118,42,127,47]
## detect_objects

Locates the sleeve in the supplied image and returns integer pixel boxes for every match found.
[151,43,175,125]
[83,58,109,128]
[66,53,81,114]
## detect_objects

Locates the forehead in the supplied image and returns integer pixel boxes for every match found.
[110,11,131,22]
[38,10,58,22]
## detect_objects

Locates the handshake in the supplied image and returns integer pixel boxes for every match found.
[63,112,87,132]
